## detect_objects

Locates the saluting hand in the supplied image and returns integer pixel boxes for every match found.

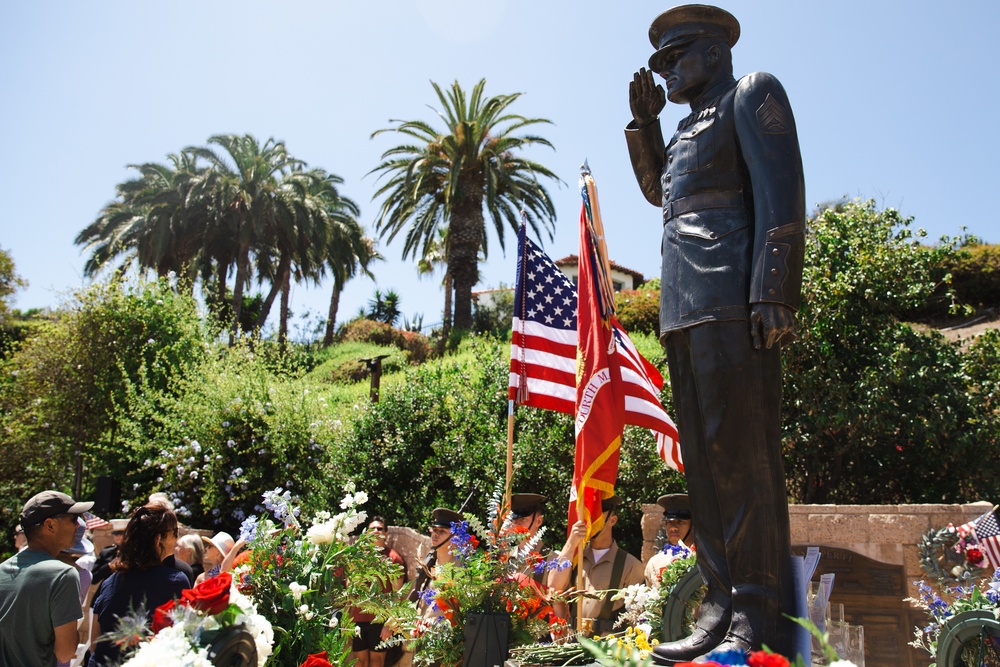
[630,68,666,125]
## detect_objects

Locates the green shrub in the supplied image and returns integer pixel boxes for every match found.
[125,341,341,530]
[947,242,1000,309]
[616,288,660,337]
[326,334,679,555]
[782,200,1000,503]
[339,318,431,363]
[341,319,406,348]
[0,276,206,548]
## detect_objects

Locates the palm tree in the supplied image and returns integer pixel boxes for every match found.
[77,152,208,282]
[322,232,378,347]
[185,134,302,342]
[370,79,560,330]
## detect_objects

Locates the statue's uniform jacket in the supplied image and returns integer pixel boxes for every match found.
[625,72,806,339]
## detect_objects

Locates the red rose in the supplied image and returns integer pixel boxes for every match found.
[181,572,232,615]
[299,652,333,667]
[152,599,176,633]
[748,650,790,667]
[966,547,984,566]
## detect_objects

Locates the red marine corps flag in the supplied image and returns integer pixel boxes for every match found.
[569,166,642,540]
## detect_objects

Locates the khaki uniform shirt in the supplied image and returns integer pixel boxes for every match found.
[576,541,644,621]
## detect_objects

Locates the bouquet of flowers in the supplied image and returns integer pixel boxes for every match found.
[614,544,699,639]
[113,572,273,667]
[233,484,406,667]
[907,569,1000,665]
[386,485,570,667]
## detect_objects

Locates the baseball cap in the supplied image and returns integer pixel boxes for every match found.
[20,491,94,528]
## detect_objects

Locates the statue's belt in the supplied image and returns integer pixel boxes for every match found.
[665,191,744,221]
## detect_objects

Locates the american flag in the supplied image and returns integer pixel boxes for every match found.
[508,228,683,472]
[83,511,110,531]
[960,508,1000,569]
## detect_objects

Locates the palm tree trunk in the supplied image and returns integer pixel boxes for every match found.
[256,254,291,330]
[230,242,251,345]
[324,284,342,347]
[443,271,452,334]
[278,270,290,349]
[448,179,484,331]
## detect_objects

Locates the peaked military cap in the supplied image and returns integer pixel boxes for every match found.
[657,493,692,520]
[430,507,464,528]
[510,493,547,518]
[648,4,740,72]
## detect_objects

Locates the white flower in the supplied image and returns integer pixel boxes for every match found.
[340,493,354,510]
[306,521,337,545]
[829,662,858,667]
[328,615,339,628]
[297,604,314,620]
[289,582,307,602]
[352,491,369,506]
[354,625,362,637]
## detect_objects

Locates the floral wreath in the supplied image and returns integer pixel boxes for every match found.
[918,524,992,586]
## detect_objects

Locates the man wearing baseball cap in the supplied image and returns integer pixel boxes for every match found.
[0,490,93,666]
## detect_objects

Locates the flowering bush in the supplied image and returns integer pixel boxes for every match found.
[114,572,273,667]
[233,484,404,667]
[385,485,570,667]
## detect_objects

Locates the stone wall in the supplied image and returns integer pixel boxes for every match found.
[642,501,992,595]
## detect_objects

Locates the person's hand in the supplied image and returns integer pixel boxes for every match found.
[566,520,587,548]
[630,68,666,125]
[750,303,797,350]
[380,623,394,642]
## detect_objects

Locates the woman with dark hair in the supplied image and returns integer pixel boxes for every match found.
[87,504,188,667]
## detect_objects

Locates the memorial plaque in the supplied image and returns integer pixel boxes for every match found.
[793,545,931,667]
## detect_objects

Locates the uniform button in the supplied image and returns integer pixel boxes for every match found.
[770,268,778,275]
[667,155,674,163]
[768,289,776,295]
[771,248,780,255]
[665,174,672,182]
[708,232,716,239]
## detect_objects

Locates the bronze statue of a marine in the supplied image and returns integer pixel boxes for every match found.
[625,5,805,663]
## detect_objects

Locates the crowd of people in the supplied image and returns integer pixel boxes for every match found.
[0,488,693,666]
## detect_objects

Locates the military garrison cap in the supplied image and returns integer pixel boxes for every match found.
[510,493,547,518]
[648,4,740,72]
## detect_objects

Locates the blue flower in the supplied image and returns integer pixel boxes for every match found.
[663,543,691,558]
[262,488,298,525]
[239,515,259,544]
[704,648,747,664]
[420,587,437,607]
[449,521,478,561]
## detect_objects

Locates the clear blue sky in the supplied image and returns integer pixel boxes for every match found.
[3,1,997,335]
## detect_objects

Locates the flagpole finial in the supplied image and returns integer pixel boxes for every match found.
[580,160,591,177]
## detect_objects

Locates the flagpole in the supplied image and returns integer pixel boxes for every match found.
[505,399,514,509]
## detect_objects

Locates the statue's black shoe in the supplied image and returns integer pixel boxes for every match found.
[650,629,725,665]
[696,633,752,662]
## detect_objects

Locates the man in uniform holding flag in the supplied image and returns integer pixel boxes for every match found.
[626,4,806,662]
